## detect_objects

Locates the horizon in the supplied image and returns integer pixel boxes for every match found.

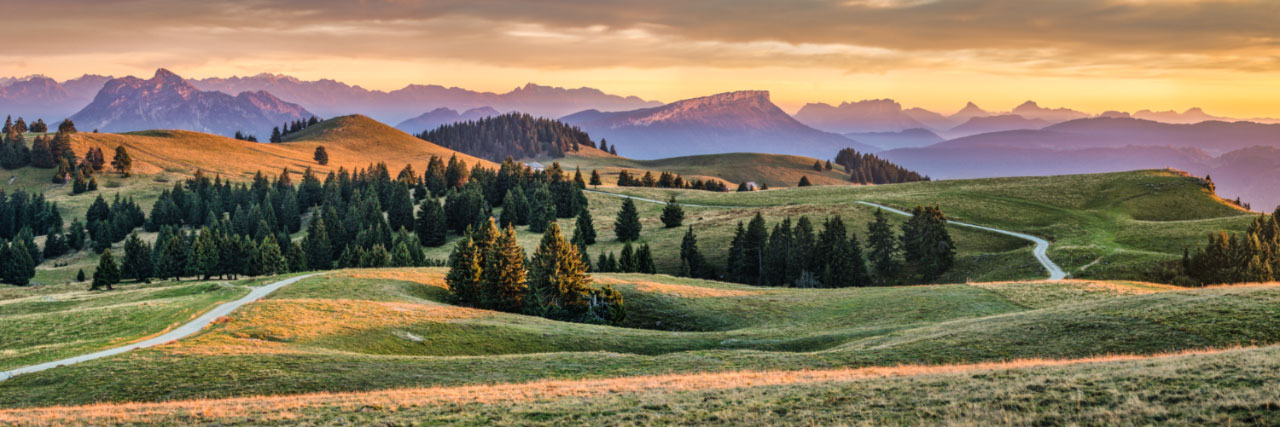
[2,0,1277,117]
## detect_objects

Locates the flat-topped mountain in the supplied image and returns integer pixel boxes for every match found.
[561,90,874,159]
[69,69,313,137]
[793,99,928,133]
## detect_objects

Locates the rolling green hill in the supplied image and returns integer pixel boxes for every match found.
[546,150,856,188]
[1,268,1277,425]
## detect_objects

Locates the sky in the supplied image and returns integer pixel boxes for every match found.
[1,0,1278,117]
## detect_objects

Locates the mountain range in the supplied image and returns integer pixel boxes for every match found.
[0,74,112,120]
[394,107,500,134]
[561,90,876,159]
[879,117,1280,209]
[189,74,661,124]
[68,69,313,137]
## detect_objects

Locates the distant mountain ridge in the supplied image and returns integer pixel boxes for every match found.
[0,74,112,120]
[190,74,662,124]
[793,99,927,133]
[69,69,313,137]
[395,107,500,133]
[561,90,875,159]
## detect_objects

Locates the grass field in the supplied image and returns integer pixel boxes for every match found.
[2,268,1277,414]
[544,151,856,189]
[586,169,1255,281]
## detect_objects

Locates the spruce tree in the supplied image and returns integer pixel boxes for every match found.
[679,227,708,279]
[92,249,121,291]
[573,207,597,245]
[614,198,642,242]
[303,218,333,270]
[619,242,636,273]
[661,196,684,228]
[900,205,954,281]
[191,228,220,280]
[259,234,288,275]
[121,232,153,283]
[525,223,592,320]
[158,234,188,281]
[867,208,900,282]
[482,225,527,312]
[727,222,747,283]
[635,244,656,274]
[742,213,768,285]
[386,184,415,233]
[415,196,448,247]
[76,269,86,282]
[589,169,602,187]
[762,219,792,286]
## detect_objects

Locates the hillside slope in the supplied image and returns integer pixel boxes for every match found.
[69,115,492,180]
[550,151,854,188]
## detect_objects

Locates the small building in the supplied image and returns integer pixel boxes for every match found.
[526,161,545,171]
[745,182,759,191]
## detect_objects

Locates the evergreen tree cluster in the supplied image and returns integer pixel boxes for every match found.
[0,115,30,169]
[834,148,930,184]
[1,234,38,286]
[232,131,259,142]
[593,242,656,274]
[270,116,321,143]
[416,113,597,161]
[0,189,63,241]
[1183,208,1280,285]
[85,194,146,253]
[722,206,955,287]
[614,169,729,192]
[448,221,624,325]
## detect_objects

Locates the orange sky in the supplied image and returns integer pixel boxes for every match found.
[2,0,1278,117]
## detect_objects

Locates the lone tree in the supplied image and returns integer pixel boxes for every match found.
[111,145,133,176]
[92,249,121,291]
[589,169,602,187]
[314,145,329,165]
[615,198,642,241]
[661,196,684,228]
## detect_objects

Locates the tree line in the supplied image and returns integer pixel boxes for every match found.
[416,113,598,161]
[1181,208,1280,285]
[614,170,730,192]
[669,205,957,287]
[269,116,321,143]
[835,148,930,184]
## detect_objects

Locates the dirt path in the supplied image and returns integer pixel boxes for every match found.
[0,273,320,382]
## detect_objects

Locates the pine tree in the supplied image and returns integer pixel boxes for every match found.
[589,169,603,187]
[259,234,288,275]
[867,208,900,282]
[762,219,792,285]
[618,242,636,272]
[1,240,35,286]
[445,155,469,189]
[76,269,86,282]
[727,222,747,283]
[121,232,153,283]
[92,249,121,291]
[157,234,188,281]
[679,227,708,278]
[425,155,447,196]
[525,223,593,320]
[741,213,768,285]
[899,205,955,281]
[635,244,656,274]
[191,228,220,280]
[615,198,642,242]
[661,196,684,228]
[111,145,133,176]
[386,184,415,233]
[482,225,527,311]
[415,196,448,247]
[573,207,597,245]
[303,218,333,270]
[313,145,328,164]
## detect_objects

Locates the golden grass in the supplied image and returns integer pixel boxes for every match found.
[161,299,485,356]
[71,115,494,182]
[339,268,449,290]
[1,345,1252,425]
[973,279,1180,295]
[594,277,766,298]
